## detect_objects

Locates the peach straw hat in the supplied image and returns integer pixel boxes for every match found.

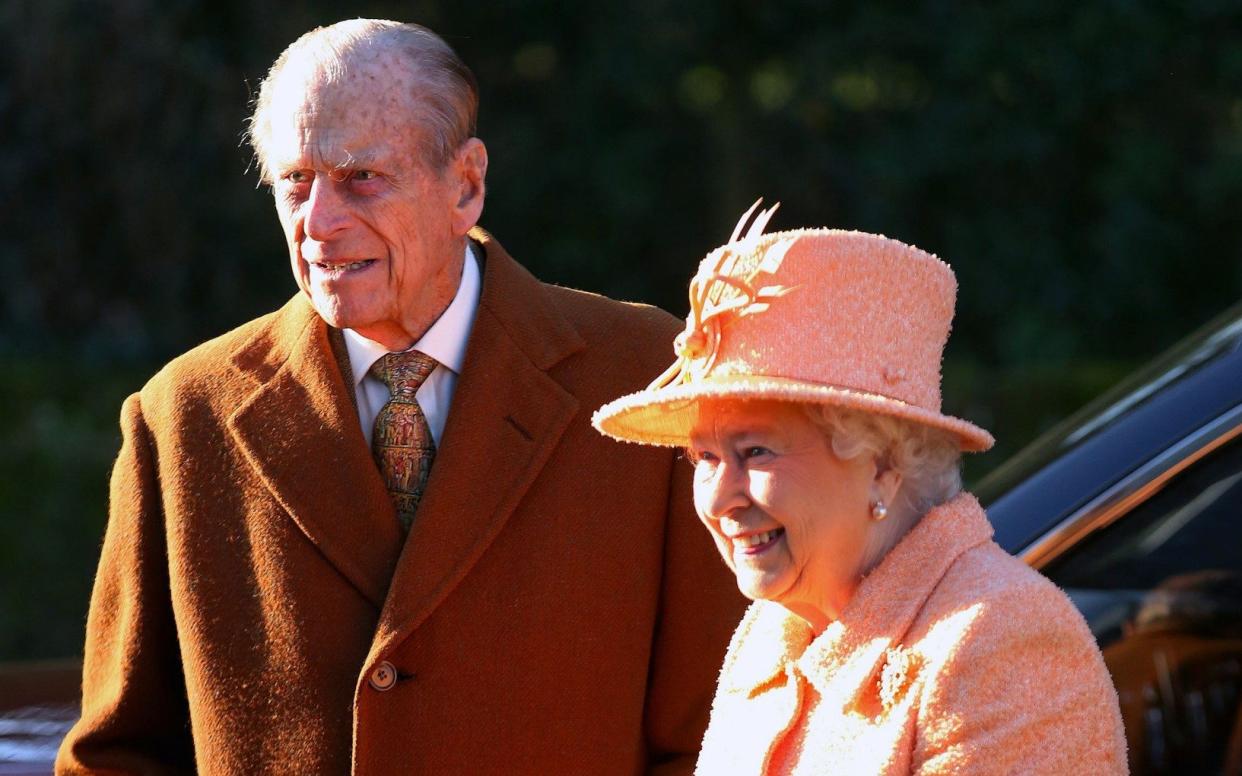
[592,200,994,452]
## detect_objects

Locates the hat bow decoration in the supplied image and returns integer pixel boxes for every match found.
[649,199,797,390]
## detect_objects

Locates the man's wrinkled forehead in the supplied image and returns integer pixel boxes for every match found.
[264,50,424,168]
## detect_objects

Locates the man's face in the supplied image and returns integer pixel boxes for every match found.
[263,53,485,350]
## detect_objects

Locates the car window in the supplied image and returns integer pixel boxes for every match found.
[975,302,1242,510]
[1042,432,1242,775]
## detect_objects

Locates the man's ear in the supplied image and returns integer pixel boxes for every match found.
[449,137,488,235]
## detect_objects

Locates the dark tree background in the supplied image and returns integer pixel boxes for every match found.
[2,0,1240,659]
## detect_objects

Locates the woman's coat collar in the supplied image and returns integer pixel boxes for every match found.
[719,493,994,705]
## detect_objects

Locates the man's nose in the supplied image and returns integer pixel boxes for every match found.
[697,461,750,522]
[303,177,350,240]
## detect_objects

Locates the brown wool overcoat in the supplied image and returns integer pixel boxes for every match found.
[56,230,746,775]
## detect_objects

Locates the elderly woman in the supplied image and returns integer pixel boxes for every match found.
[593,203,1127,775]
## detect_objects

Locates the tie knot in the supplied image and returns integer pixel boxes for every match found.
[370,350,438,396]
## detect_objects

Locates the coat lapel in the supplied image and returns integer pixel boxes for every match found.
[227,296,404,609]
[370,230,585,653]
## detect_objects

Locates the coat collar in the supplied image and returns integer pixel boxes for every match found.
[226,230,586,626]
[720,493,994,706]
[226,294,403,609]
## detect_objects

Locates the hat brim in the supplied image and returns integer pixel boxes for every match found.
[592,375,995,453]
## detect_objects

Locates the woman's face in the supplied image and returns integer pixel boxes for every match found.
[688,399,881,630]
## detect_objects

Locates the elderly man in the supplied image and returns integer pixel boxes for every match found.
[56,19,742,775]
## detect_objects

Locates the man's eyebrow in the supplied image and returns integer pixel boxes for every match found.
[332,148,382,170]
[266,146,395,178]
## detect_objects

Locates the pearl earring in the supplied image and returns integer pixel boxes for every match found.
[871,500,888,521]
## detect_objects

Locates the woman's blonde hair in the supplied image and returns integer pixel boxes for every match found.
[802,403,962,525]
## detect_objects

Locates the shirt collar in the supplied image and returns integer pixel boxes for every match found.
[342,243,481,384]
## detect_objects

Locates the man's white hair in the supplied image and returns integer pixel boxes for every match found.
[247,19,478,182]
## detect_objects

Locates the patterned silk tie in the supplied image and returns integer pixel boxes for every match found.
[369,351,438,530]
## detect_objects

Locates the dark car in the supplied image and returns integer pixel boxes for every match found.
[978,301,1242,775]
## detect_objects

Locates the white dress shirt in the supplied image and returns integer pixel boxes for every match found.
[343,245,481,448]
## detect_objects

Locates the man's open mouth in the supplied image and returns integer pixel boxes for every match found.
[312,259,377,274]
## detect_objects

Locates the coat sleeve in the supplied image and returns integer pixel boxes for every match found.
[912,578,1128,776]
[642,452,747,775]
[55,393,195,775]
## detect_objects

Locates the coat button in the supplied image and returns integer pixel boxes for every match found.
[369,661,398,691]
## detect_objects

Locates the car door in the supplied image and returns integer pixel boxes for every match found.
[1032,413,1242,775]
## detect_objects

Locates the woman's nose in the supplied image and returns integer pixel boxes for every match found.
[696,461,749,521]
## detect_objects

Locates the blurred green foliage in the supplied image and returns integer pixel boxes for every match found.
[1,1,1240,658]
[0,363,148,659]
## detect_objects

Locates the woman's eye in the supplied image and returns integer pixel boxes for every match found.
[285,170,311,184]
[743,446,771,459]
[352,170,378,182]
[687,449,717,466]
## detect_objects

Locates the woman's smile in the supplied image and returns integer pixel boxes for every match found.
[731,527,785,555]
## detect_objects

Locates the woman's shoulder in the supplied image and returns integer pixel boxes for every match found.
[937,540,1073,616]
[904,541,1127,772]
[910,539,1094,659]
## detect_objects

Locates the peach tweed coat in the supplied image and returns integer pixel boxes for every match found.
[696,493,1127,775]
[56,230,745,775]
